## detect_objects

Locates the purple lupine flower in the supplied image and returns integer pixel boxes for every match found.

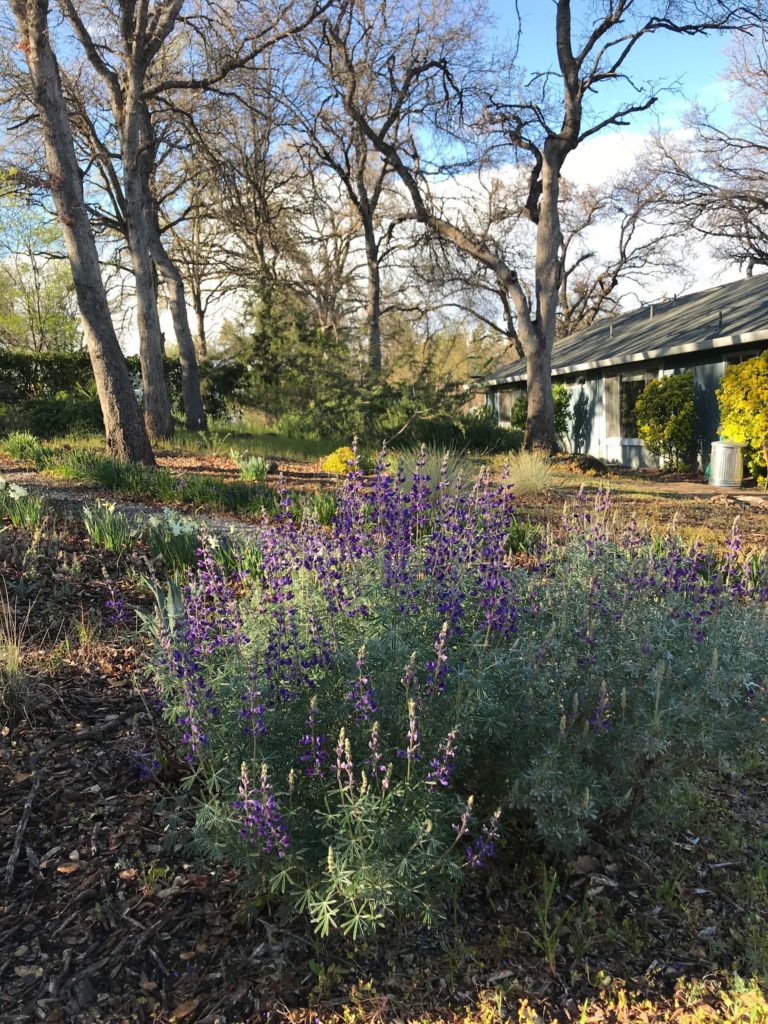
[335,727,354,791]
[465,808,501,869]
[427,727,459,786]
[104,576,128,624]
[453,795,474,841]
[724,520,747,597]
[300,697,327,779]
[347,646,378,722]
[410,443,431,540]
[240,679,267,738]
[159,620,218,760]
[589,687,610,733]
[129,749,161,782]
[425,622,450,698]
[234,762,290,857]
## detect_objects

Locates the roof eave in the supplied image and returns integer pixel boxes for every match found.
[486,328,768,387]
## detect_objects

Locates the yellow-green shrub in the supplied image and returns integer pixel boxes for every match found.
[717,352,768,482]
[321,446,357,475]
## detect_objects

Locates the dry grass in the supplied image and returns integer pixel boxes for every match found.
[0,583,31,722]
[503,450,556,495]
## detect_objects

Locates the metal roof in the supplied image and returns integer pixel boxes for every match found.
[486,274,768,386]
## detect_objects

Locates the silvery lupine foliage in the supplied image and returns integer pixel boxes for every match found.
[149,446,768,936]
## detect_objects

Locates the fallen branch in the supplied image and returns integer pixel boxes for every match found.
[46,715,125,751]
[4,717,130,892]
[4,768,41,892]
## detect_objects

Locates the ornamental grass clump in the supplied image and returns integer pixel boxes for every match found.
[148,450,768,936]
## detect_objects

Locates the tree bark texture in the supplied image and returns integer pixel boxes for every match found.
[10,0,155,465]
[122,75,174,440]
[150,231,208,430]
[362,221,382,373]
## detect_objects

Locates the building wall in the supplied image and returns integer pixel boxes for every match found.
[488,342,767,468]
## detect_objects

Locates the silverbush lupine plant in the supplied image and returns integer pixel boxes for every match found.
[148,447,768,936]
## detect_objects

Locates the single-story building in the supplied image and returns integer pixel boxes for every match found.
[484,275,768,467]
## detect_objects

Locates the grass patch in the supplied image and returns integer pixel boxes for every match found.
[172,424,342,462]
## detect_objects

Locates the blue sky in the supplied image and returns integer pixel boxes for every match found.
[485,0,734,132]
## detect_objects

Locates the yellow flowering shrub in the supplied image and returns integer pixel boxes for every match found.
[321,446,357,475]
[717,352,768,482]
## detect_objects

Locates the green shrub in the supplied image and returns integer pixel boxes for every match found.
[0,349,91,400]
[459,406,523,453]
[509,384,572,446]
[21,396,103,438]
[635,372,696,470]
[146,468,768,936]
[717,352,768,482]
[321,446,358,475]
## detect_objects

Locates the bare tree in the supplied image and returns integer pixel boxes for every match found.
[6,0,154,463]
[187,75,363,341]
[57,0,191,436]
[165,183,238,359]
[287,24,411,372]
[323,0,757,450]
[649,33,768,275]
[556,174,688,337]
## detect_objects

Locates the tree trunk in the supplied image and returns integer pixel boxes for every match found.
[150,233,208,431]
[524,344,557,453]
[130,96,206,431]
[362,222,382,372]
[127,207,174,439]
[122,79,174,441]
[193,295,208,361]
[10,0,154,465]
[524,145,565,453]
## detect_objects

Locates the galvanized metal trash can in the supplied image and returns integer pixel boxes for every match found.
[709,441,744,488]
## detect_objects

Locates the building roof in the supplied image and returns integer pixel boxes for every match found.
[486,273,768,386]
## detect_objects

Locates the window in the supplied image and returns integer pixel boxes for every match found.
[619,376,648,438]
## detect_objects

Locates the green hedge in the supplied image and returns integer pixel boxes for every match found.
[0,349,248,434]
